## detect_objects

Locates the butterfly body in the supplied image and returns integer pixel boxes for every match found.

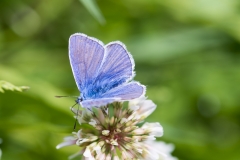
[69,33,145,109]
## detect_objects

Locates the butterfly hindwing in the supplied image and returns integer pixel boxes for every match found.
[81,82,145,108]
[81,98,120,109]
[102,82,145,100]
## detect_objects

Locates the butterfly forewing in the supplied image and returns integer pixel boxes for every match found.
[99,42,134,81]
[69,34,105,92]
[91,42,135,97]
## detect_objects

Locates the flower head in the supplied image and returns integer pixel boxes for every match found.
[57,98,177,160]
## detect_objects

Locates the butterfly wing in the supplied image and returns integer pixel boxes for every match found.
[81,98,120,109]
[93,42,145,103]
[101,82,145,100]
[90,42,135,98]
[81,82,145,108]
[99,41,135,82]
[69,33,105,93]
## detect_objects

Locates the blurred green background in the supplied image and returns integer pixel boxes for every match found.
[1,0,240,160]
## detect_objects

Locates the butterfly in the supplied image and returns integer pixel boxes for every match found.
[69,33,145,109]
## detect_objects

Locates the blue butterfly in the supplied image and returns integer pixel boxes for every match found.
[69,33,145,109]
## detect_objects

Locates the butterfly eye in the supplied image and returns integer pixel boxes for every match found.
[75,97,83,103]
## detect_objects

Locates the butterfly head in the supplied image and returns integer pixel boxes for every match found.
[75,97,83,104]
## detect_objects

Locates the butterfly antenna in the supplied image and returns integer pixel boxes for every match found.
[55,95,78,98]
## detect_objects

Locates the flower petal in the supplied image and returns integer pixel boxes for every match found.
[83,147,94,158]
[56,139,76,149]
[129,97,156,119]
[143,141,178,160]
[142,122,163,137]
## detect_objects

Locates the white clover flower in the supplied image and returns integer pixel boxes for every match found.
[142,141,178,160]
[129,97,157,120]
[57,98,177,160]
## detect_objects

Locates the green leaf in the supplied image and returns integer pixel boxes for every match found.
[0,80,29,93]
[80,0,105,24]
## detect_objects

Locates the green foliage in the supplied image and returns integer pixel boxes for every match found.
[80,0,105,24]
[0,0,240,160]
[0,81,29,93]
